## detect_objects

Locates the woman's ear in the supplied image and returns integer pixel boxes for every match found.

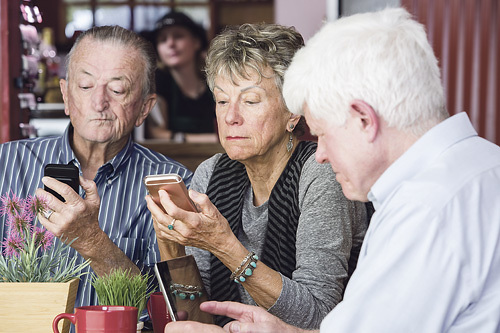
[350,100,379,142]
[287,114,301,132]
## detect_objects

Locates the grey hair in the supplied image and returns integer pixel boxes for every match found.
[65,25,157,100]
[205,23,304,96]
[205,23,306,135]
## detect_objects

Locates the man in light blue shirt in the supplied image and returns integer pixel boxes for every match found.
[0,26,192,311]
[162,8,500,333]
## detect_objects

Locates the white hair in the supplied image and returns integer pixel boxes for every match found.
[283,7,448,136]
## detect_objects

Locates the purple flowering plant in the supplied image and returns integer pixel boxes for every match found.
[0,192,90,282]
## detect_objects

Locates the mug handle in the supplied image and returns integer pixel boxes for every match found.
[52,313,76,333]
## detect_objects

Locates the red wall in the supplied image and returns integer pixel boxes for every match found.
[402,0,500,144]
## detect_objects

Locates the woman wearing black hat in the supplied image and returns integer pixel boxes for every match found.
[146,11,216,141]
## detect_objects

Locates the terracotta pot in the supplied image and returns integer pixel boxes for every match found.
[0,278,79,333]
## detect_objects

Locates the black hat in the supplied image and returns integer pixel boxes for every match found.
[154,11,208,50]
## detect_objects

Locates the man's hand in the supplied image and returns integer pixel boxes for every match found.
[36,176,104,257]
[165,301,309,333]
[36,175,140,276]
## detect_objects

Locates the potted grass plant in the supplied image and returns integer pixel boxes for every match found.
[91,268,154,332]
[0,192,91,333]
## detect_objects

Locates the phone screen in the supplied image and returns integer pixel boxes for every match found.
[43,163,80,202]
[154,261,178,322]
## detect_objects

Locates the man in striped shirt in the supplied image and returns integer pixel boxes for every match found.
[0,26,192,310]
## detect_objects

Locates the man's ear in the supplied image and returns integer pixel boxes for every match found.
[350,100,379,142]
[135,94,157,127]
[60,79,69,116]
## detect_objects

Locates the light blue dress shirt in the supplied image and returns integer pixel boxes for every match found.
[0,126,192,310]
[321,113,500,332]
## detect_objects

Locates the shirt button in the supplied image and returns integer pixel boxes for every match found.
[107,180,112,185]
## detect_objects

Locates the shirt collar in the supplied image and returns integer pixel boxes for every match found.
[368,112,477,210]
[58,124,135,177]
[106,135,134,176]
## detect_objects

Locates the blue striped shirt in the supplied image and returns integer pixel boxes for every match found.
[0,126,192,310]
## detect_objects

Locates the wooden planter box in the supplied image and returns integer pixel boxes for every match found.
[0,278,79,333]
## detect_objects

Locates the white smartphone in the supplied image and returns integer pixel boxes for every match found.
[143,174,197,213]
[154,261,178,322]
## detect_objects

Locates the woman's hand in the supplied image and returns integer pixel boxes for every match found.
[147,189,284,309]
[146,189,239,257]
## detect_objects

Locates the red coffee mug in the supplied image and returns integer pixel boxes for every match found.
[147,292,173,332]
[52,305,138,333]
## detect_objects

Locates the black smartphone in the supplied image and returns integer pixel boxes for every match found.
[43,163,80,202]
[154,261,178,322]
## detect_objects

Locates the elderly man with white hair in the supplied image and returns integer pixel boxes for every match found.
[164,7,500,333]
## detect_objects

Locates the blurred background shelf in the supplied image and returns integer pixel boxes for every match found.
[139,140,225,172]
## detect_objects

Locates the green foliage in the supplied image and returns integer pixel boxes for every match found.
[0,193,90,282]
[0,235,91,283]
[91,269,154,321]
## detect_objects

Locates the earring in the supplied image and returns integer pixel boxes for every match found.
[289,123,295,130]
[286,132,293,152]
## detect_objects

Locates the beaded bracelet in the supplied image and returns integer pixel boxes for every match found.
[170,283,203,300]
[229,252,254,280]
[230,252,259,284]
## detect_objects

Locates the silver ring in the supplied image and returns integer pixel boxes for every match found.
[168,218,176,230]
[44,210,53,219]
